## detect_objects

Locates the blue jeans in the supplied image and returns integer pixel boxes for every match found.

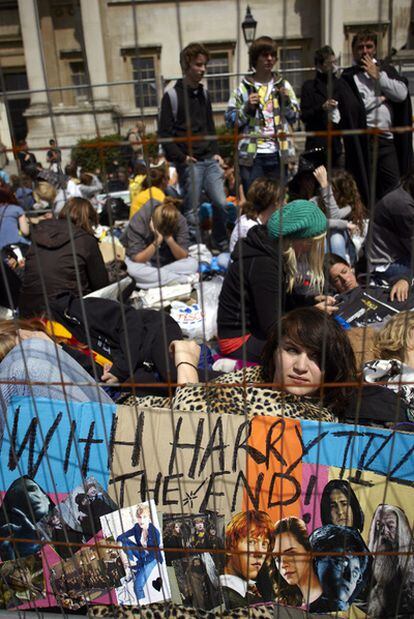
[133,558,157,600]
[177,158,228,247]
[328,230,356,265]
[240,152,281,194]
[373,260,412,285]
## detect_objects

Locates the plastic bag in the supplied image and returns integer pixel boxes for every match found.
[194,276,224,341]
[170,301,204,339]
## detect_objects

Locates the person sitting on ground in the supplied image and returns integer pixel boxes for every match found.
[9,174,35,211]
[369,167,414,286]
[0,187,30,252]
[0,322,113,407]
[364,311,414,421]
[64,162,82,198]
[289,160,361,264]
[121,197,197,289]
[0,292,183,399]
[229,177,284,253]
[137,306,358,422]
[18,197,109,317]
[217,199,334,363]
[329,168,367,261]
[129,167,168,220]
[77,171,103,208]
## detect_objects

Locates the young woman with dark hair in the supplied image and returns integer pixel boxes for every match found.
[139,306,358,421]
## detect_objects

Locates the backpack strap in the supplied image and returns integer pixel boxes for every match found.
[167,87,179,123]
[162,81,210,124]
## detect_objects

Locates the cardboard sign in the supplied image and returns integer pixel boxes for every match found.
[109,405,250,518]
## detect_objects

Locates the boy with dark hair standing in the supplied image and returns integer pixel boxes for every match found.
[158,42,228,250]
[226,36,299,193]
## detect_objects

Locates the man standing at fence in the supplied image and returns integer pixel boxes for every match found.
[340,30,412,205]
[158,42,229,250]
[225,36,299,194]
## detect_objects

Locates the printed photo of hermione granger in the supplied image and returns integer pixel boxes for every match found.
[273,517,326,612]
[49,539,125,609]
[100,500,171,607]
[309,524,371,612]
[0,553,45,609]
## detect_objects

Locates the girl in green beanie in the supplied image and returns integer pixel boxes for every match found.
[217,199,330,362]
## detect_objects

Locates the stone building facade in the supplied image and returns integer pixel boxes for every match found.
[0,0,413,164]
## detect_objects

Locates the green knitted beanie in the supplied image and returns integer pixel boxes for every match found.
[267,199,327,239]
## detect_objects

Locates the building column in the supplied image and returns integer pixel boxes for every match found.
[321,0,344,61]
[79,0,111,105]
[17,0,48,112]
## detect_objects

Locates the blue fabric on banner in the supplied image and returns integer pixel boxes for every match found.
[300,420,414,483]
[0,396,116,494]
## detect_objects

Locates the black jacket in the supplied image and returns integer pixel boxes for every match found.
[19,219,109,317]
[340,63,413,205]
[158,79,218,164]
[369,185,414,268]
[300,72,348,161]
[217,226,313,340]
[50,293,182,382]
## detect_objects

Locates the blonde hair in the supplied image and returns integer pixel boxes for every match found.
[136,503,151,518]
[283,233,326,293]
[152,197,181,237]
[34,181,57,205]
[373,311,414,361]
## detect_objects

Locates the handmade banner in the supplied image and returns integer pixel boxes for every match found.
[0,399,413,616]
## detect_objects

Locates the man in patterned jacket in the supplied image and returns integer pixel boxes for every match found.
[225,36,299,193]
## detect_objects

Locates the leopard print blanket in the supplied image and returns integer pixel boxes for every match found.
[123,366,334,423]
[89,601,329,617]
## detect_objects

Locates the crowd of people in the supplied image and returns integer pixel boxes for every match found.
[0,26,413,614]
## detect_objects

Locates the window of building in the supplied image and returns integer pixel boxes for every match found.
[3,71,29,93]
[207,51,230,103]
[278,46,304,93]
[69,61,89,101]
[132,56,158,108]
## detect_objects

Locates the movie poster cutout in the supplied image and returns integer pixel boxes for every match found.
[239,416,414,616]
[163,513,224,609]
[100,500,170,606]
[0,476,56,561]
[219,510,275,610]
[0,553,45,609]
[48,539,124,610]
[51,476,117,538]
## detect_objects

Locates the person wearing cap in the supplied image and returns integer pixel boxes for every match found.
[217,199,334,362]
